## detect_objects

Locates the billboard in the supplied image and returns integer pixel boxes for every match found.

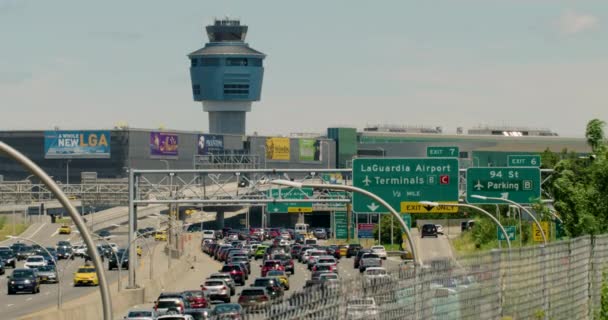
[197,134,224,155]
[44,131,111,159]
[299,139,320,161]
[150,132,179,158]
[265,137,290,160]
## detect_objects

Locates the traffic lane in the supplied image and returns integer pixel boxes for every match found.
[415,232,455,263]
[0,222,157,320]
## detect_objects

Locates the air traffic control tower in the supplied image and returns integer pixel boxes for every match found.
[188,18,266,135]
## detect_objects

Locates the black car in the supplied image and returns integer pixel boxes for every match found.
[421,224,438,238]
[0,260,4,275]
[97,230,111,239]
[16,246,34,261]
[8,268,40,294]
[109,249,129,270]
[346,244,362,258]
[0,250,17,268]
[56,247,73,260]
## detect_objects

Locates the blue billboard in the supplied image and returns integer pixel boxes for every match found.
[44,131,111,159]
[197,134,224,155]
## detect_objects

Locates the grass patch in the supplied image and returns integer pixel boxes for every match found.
[56,217,72,224]
[451,230,539,255]
[0,221,29,241]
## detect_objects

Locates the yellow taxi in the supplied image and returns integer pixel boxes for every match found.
[73,265,99,286]
[266,270,290,291]
[154,230,167,241]
[185,209,197,215]
[136,246,143,257]
[58,225,71,235]
[338,245,348,258]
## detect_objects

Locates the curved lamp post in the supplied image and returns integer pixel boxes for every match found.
[419,202,512,250]
[271,179,421,266]
[0,141,111,320]
[7,236,60,307]
[471,195,547,245]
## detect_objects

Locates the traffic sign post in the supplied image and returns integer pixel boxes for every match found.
[358,223,374,239]
[335,211,355,239]
[507,155,541,167]
[267,188,313,213]
[427,146,459,158]
[353,158,459,214]
[401,213,412,230]
[497,226,516,241]
[466,167,541,204]
[533,221,550,242]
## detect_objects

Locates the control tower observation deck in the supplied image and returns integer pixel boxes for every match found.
[188,18,266,135]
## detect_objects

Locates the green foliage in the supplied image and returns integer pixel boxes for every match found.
[373,215,402,245]
[543,119,608,237]
[600,271,608,320]
[586,118,606,154]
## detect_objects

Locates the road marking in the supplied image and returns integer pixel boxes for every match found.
[7,304,14,307]
[26,298,32,301]
[28,223,47,239]
[51,230,59,238]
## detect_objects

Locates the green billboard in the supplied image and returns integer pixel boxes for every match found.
[267,188,314,213]
[298,139,320,161]
[466,167,541,204]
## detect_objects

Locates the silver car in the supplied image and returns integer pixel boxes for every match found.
[201,279,230,303]
[36,265,58,283]
[207,272,236,296]
[123,309,158,320]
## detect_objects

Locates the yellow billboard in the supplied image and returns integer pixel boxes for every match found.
[266,137,290,160]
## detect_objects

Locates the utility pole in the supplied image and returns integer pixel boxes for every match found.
[346,203,352,242]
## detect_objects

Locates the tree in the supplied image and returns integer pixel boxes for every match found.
[586,118,606,154]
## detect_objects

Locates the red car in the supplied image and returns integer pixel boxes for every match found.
[269,229,280,239]
[261,260,284,277]
[182,290,208,309]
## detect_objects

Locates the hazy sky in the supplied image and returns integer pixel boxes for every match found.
[1,0,607,137]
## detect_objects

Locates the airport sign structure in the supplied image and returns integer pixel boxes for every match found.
[352,158,459,213]
[427,146,459,158]
[267,187,314,213]
[466,167,541,204]
[507,155,541,167]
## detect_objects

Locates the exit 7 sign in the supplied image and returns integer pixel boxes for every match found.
[427,146,459,158]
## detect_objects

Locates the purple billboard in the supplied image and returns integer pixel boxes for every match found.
[150,132,179,158]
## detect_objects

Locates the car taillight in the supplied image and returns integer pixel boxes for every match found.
[231,270,237,274]
[259,295,269,302]
[223,286,228,290]
[201,286,207,290]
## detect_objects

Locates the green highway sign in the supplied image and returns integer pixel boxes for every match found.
[466,167,541,204]
[335,211,354,239]
[352,158,459,213]
[267,188,313,213]
[427,146,459,158]
[497,226,516,241]
[401,213,411,230]
[507,155,541,167]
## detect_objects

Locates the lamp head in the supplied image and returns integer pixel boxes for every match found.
[271,179,303,188]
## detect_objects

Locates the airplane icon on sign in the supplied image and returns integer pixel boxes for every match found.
[363,176,371,187]
[474,180,484,191]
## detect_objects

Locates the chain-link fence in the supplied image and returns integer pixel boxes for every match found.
[239,235,608,320]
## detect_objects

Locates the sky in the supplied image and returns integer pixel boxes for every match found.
[1,0,607,137]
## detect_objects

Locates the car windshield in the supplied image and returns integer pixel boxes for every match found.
[157,300,179,308]
[0,251,11,257]
[205,280,224,287]
[241,289,265,296]
[320,273,338,280]
[221,265,240,272]
[27,257,44,262]
[264,261,280,267]
[210,274,230,280]
[184,291,204,298]
[319,258,335,263]
[37,266,55,272]
[77,267,95,273]
[214,304,241,314]
[316,265,331,270]
[362,254,379,259]
[267,271,285,276]
[253,279,274,287]
[12,270,35,278]
[273,254,289,260]
[128,311,153,317]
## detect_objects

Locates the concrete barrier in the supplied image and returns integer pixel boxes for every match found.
[19,234,200,320]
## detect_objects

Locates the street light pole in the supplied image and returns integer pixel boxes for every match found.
[66,160,71,186]
[420,201,512,250]
[0,141,111,320]
[260,146,267,169]
[271,179,421,266]
[471,195,547,245]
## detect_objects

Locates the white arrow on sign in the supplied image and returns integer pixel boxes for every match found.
[362,176,371,187]
[500,192,509,199]
[367,203,379,212]
[273,208,279,212]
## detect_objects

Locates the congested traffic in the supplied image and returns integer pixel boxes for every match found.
[122,225,400,320]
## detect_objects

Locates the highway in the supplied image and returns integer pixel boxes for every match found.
[126,238,404,318]
[0,214,161,320]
